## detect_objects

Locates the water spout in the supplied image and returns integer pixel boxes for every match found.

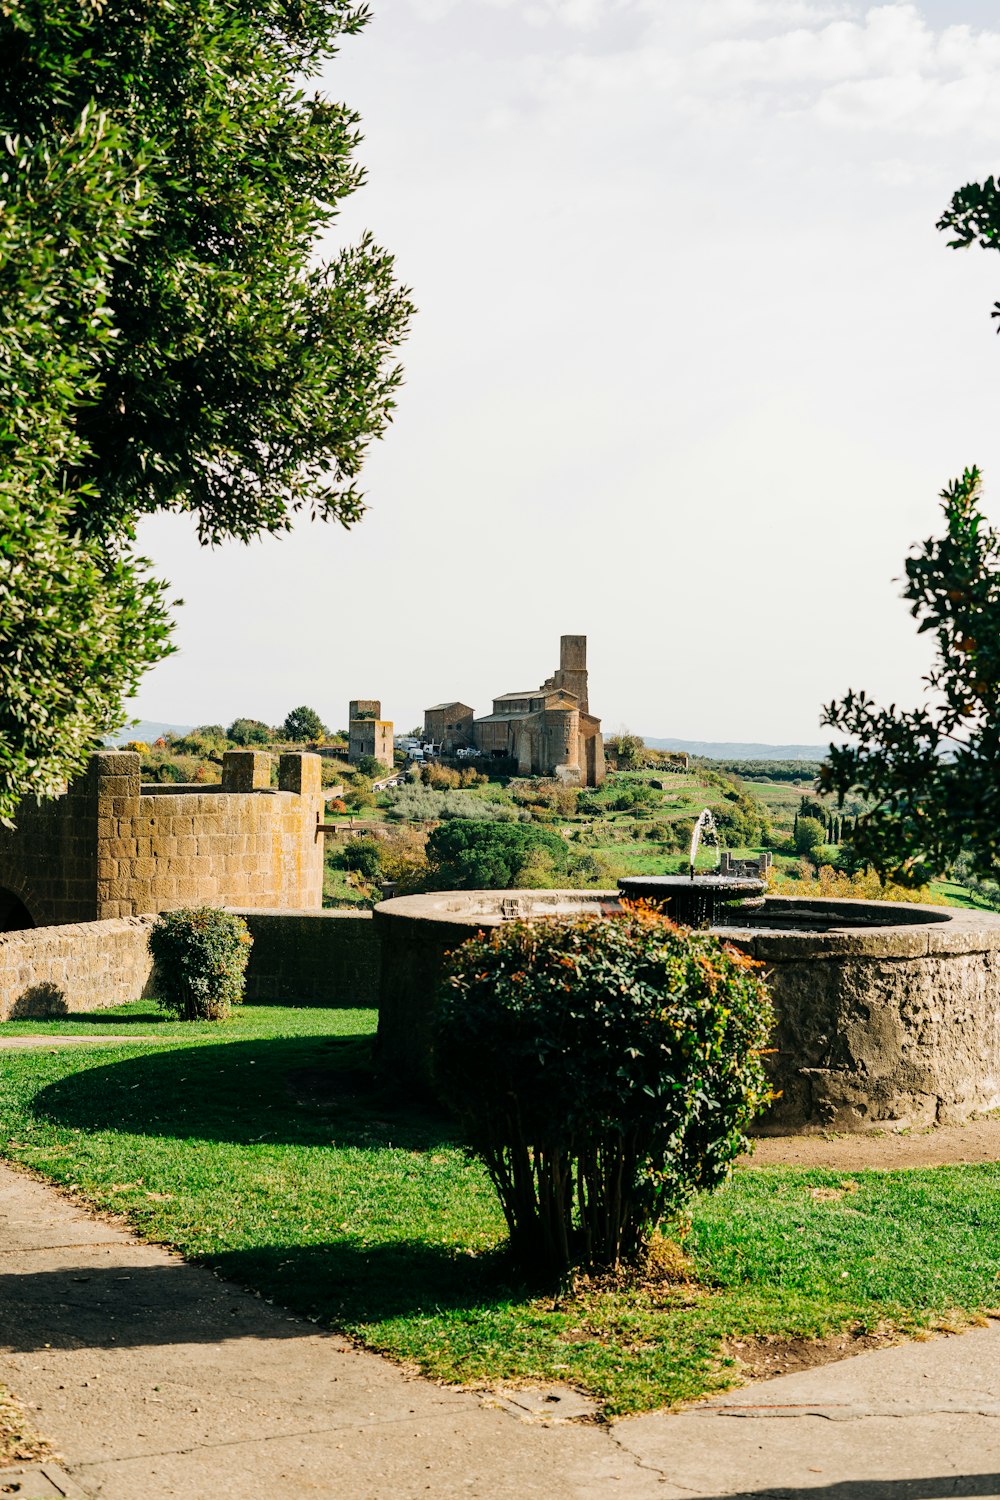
[689,808,719,880]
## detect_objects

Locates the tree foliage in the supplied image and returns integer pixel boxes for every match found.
[2,0,413,543]
[226,718,272,747]
[434,908,774,1279]
[0,1,411,820]
[426,819,567,889]
[0,107,173,823]
[821,469,1000,882]
[282,705,326,742]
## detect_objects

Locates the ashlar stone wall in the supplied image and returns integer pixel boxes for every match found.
[0,750,326,929]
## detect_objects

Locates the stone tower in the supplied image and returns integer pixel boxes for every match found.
[553,634,589,713]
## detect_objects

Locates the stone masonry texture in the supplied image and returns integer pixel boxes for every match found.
[0,750,326,928]
[0,910,378,1020]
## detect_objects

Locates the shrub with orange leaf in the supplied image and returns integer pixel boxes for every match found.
[435,905,774,1280]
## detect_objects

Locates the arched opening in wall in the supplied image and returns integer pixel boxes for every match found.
[0,888,35,933]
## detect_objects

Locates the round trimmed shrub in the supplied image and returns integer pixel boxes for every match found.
[149,907,253,1021]
[434,907,774,1280]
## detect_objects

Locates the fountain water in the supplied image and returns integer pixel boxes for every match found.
[616,807,768,925]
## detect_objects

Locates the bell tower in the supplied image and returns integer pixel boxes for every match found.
[554,634,589,712]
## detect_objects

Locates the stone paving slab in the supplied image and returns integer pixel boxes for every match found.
[0,1462,87,1497]
[3,1161,1000,1498]
[0,1165,661,1499]
[615,1324,1000,1498]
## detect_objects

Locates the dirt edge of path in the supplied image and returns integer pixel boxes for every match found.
[743,1114,1000,1170]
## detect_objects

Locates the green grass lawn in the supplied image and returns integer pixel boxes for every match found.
[2,1003,998,1417]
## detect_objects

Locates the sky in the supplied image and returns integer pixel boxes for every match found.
[131,0,1000,744]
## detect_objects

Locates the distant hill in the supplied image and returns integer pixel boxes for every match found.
[644,737,829,762]
[104,721,195,746]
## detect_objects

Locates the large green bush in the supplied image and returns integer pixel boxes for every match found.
[434,908,774,1280]
[427,819,567,889]
[149,908,252,1021]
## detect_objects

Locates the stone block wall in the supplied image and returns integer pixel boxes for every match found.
[0,917,157,1019]
[0,909,378,1020]
[234,909,379,1006]
[0,757,106,926]
[0,750,326,928]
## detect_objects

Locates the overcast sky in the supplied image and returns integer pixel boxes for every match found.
[132,0,1000,744]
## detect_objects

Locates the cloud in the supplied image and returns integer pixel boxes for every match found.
[508,3,1000,139]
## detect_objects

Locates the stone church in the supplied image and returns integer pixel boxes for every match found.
[425,635,605,787]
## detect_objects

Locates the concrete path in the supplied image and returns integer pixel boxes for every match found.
[2,1163,1000,1499]
[0,1036,166,1049]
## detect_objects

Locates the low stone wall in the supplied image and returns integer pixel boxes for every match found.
[723,901,1000,1132]
[372,890,1000,1130]
[233,909,379,1007]
[0,918,156,1020]
[374,892,618,1091]
[0,909,379,1021]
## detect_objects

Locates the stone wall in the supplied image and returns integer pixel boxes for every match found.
[0,750,326,929]
[0,908,378,1020]
[235,909,379,1006]
[371,890,1000,1129]
[0,918,157,1020]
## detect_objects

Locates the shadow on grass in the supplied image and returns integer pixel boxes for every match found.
[208,1239,518,1328]
[33,1034,457,1150]
[0,1240,515,1353]
[12,1008,173,1026]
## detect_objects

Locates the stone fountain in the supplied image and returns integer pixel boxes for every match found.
[617,808,769,924]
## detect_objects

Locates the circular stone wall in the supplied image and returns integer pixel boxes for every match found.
[373,890,1000,1132]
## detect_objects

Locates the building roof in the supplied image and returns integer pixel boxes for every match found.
[426,702,474,713]
[492,691,539,702]
[474,712,523,724]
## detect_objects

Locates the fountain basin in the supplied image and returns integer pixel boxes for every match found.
[373,889,1000,1132]
[618,874,766,925]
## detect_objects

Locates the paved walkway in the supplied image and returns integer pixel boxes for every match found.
[0,1036,166,1049]
[2,1162,1000,1498]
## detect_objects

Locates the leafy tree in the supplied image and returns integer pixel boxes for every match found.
[0,0,411,819]
[793,817,825,856]
[822,183,1000,882]
[427,819,568,890]
[822,469,1000,883]
[227,718,272,747]
[0,107,173,824]
[798,796,827,824]
[2,0,413,543]
[355,754,383,779]
[341,837,382,882]
[282,705,326,742]
[607,732,644,769]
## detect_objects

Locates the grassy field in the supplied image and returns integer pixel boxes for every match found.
[1,1004,998,1417]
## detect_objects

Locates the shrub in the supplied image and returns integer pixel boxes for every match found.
[227,717,272,746]
[435,907,773,1280]
[794,816,825,855]
[355,754,383,779]
[422,763,461,790]
[149,908,252,1020]
[384,788,526,824]
[427,818,568,889]
[342,837,382,881]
